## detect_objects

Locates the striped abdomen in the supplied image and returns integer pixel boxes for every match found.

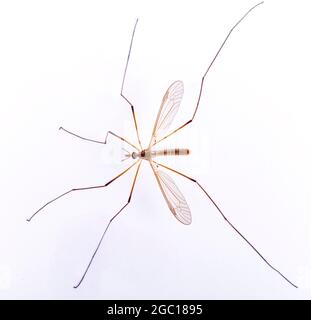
[152,148,190,157]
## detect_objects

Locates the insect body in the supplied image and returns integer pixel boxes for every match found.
[132,148,190,160]
[28,2,297,289]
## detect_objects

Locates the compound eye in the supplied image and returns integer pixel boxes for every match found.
[132,152,137,159]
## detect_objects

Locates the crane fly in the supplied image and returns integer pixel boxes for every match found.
[27,1,297,289]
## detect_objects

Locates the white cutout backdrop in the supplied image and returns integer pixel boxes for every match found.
[0,0,310,299]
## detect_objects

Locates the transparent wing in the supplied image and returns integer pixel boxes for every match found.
[151,162,191,225]
[149,81,184,147]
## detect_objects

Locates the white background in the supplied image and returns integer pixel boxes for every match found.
[0,0,310,299]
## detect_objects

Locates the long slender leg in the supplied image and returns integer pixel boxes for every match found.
[59,126,139,151]
[27,160,139,222]
[74,160,142,288]
[120,19,143,150]
[152,160,297,288]
[152,2,264,147]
